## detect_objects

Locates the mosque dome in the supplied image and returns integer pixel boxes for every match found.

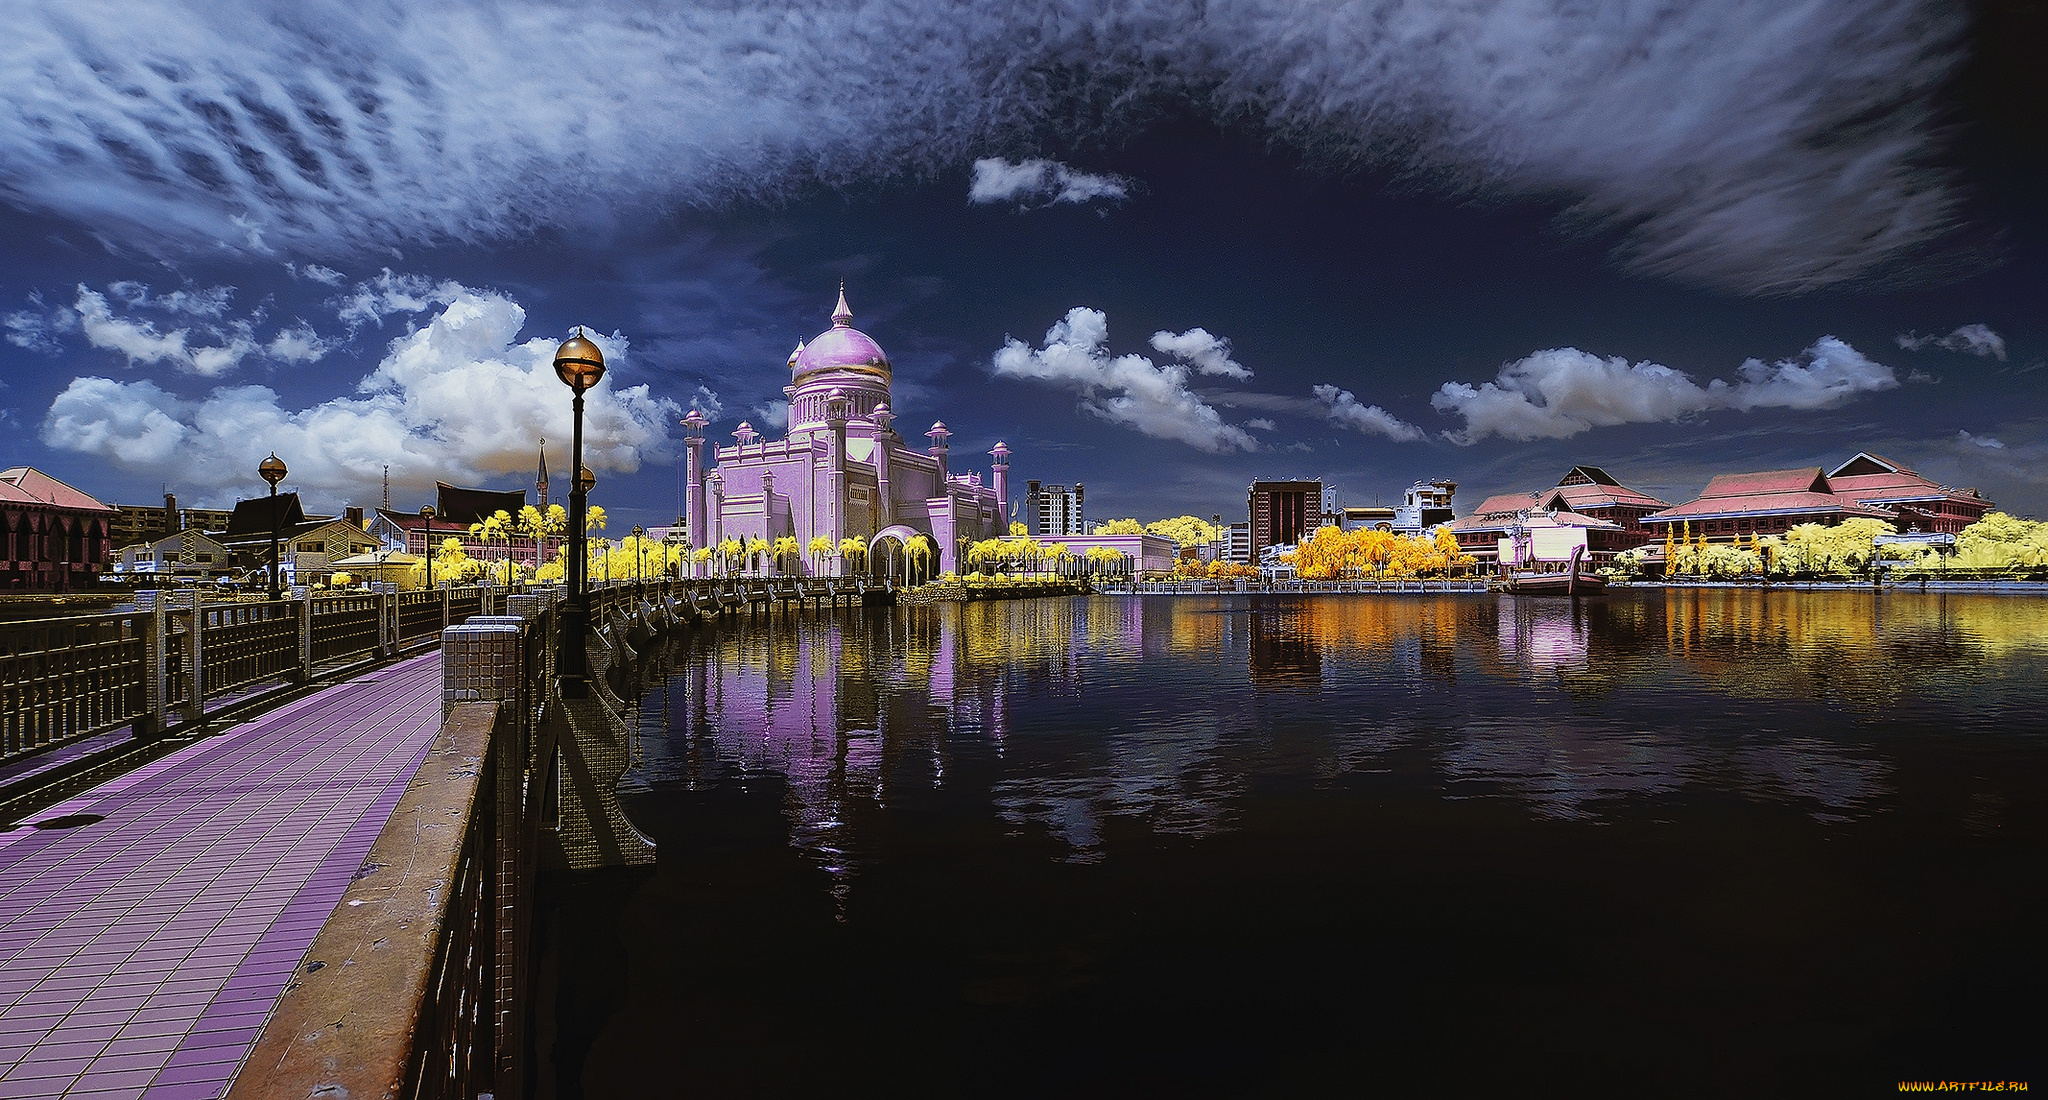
[792,285,890,383]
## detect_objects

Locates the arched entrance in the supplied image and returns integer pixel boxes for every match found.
[868,525,926,584]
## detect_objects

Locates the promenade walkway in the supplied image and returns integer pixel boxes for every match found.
[0,651,444,1099]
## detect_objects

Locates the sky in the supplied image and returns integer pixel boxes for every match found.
[3,0,2044,532]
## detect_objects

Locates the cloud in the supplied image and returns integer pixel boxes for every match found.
[1312,384,1425,442]
[72,286,258,377]
[1957,430,2004,450]
[689,386,724,421]
[1149,327,1250,380]
[751,400,789,432]
[0,1,1961,294]
[1245,418,1276,431]
[19,283,334,375]
[3,295,74,353]
[335,269,463,330]
[264,322,335,364]
[969,158,1130,208]
[1431,336,1898,444]
[287,262,346,287]
[1896,323,2007,360]
[107,281,235,319]
[41,285,679,508]
[992,307,1258,453]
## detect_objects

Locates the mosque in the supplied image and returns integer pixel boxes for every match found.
[681,287,1011,576]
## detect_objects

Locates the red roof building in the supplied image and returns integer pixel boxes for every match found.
[1449,467,1670,571]
[1644,454,1993,542]
[1,467,117,591]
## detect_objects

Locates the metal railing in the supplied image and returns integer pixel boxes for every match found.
[231,598,560,1100]
[0,586,497,771]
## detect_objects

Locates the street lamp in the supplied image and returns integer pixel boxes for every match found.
[554,331,605,696]
[632,525,645,592]
[259,453,288,600]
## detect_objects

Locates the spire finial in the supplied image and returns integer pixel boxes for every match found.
[832,281,853,327]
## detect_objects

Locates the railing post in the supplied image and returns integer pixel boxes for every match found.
[181,590,204,726]
[378,589,395,656]
[140,601,168,739]
[297,592,313,682]
[443,583,452,632]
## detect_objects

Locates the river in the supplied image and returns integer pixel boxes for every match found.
[534,591,2047,1096]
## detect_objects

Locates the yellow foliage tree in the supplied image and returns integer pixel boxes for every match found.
[1098,518,1144,535]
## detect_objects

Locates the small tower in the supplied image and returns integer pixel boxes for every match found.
[536,438,550,511]
[926,421,952,482]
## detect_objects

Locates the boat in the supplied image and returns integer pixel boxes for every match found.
[1499,544,1604,596]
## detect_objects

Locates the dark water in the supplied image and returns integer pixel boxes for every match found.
[535,592,2048,1097]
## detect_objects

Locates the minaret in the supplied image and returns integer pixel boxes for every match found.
[832,280,853,327]
[536,437,550,510]
[989,442,1011,534]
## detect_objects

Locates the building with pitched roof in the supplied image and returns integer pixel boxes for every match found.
[1449,467,1670,572]
[1,467,117,591]
[1642,454,1990,543]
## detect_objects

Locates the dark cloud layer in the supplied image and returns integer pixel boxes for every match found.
[5,0,1962,295]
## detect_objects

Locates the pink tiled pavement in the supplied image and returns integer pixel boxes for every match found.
[0,652,444,1100]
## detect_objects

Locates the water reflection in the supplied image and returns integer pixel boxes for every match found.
[632,593,2048,885]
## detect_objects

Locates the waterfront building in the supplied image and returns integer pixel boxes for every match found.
[682,288,1008,575]
[1248,480,1318,564]
[1025,480,1085,536]
[108,493,234,548]
[1,467,116,592]
[1451,467,1670,571]
[1391,478,1458,535]
[112,530,235,580]
[1641,453,1989,542]
[1341,506,1396,532]
[1035,532,1178,575]
[1495,510,1626,572]
[1818,453,1993,534]
[1224,522,1251,564]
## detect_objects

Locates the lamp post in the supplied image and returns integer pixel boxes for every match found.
[632,525,645,593]
[578,465,597,587]
[553,331,605,696]
[259,453,288,600]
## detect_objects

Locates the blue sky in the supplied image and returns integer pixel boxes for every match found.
[3,1,2043,529]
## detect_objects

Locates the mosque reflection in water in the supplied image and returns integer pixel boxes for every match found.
[627,592,2048,885]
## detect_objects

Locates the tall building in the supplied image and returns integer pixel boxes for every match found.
[682,287,1009,574]
[1247,480,1319,561]
[1223,522,1251,564]
[1025,480,1084,536]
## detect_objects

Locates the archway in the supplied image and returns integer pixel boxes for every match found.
[869,525,924,584]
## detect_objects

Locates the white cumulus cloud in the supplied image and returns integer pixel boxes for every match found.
[992,307,1258,453]
[1312,384,1425,441]
[1430,337,1899,444]
[0,1,1963,294]
[40,285,680,508]
[1149,327,1250,380]
[335,269,464,330]
[1896,323,2007,360]
[969,158,1130,208]
[73,286,257,377]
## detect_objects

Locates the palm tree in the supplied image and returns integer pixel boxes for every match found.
[744,536,769,576]
[904,534,932,585]
[807,535,834,576]
[771,535,801,576]
[715,537,743,577]
[839,537,867,577]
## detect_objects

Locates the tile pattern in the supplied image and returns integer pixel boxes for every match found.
[0,652,444,1099]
